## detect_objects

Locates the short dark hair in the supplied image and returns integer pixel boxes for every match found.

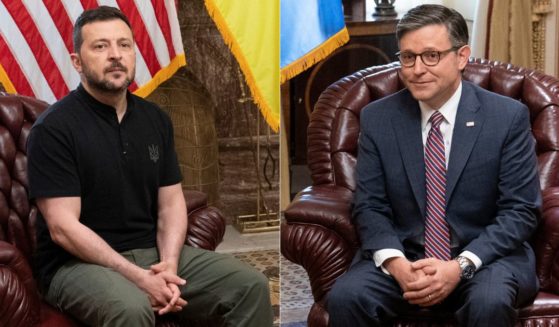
[73,6,132,53]
[396,4,469,48]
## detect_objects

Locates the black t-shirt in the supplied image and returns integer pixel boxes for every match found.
[27,84,182,292]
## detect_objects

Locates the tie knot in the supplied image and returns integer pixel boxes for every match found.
[430,111,444,129]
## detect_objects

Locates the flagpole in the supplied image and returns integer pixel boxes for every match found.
[233,68,279,233]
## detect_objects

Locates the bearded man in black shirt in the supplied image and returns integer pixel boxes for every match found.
[27,6,272,327]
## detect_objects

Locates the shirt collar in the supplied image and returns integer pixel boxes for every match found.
[420,82,462,130]
[76,84,135,121]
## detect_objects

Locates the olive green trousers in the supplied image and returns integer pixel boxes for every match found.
[45,246,273,327]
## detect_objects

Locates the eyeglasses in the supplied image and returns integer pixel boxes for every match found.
[396,46,462,67]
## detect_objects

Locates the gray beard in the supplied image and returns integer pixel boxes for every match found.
[82,63,134,94]
[87,76,132,94]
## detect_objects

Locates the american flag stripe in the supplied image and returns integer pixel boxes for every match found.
[0,2,55,101]
[3,0,69,99]
[80,0,98,10]
[133,43,153,87]
[0,0,185,103]
[23,0,81,89]
[116,0,161,75]
[62,0,86,23]
[163,0,183,58]
[133,0,171,66]
[43,0,74,52]
[0,36,32,96]
[152,0,176,59]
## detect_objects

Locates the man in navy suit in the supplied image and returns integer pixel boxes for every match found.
[328,4,540,326]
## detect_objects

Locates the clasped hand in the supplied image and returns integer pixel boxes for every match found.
[386,257,461,307]
[137,261,188,315]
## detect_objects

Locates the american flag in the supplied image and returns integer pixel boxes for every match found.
[0,0,186,104]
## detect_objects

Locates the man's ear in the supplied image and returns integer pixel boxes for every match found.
[70,53,82,73]
[457,45,471,70]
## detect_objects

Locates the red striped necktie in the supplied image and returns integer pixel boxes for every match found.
[424,111,451,260]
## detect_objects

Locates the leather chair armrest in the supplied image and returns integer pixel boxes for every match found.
[183,190,226,251]
[282,184,359,326]
[184,189,208,213]
[0,241,40,326]
[534,187,559,293]
[281,222,353,325]
[307,300,330,327]
[284,185,359,248]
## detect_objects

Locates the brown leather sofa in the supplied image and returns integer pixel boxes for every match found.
[0,92,226,326]
[281,58,559,326]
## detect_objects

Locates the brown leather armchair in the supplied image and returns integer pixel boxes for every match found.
[281,58,559,326]
[0,92,226,327]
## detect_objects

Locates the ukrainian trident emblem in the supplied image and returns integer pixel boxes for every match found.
[148,144,159,163]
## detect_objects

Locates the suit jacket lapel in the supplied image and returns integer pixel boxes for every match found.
[392,94,426,217]
[446,82,484,203]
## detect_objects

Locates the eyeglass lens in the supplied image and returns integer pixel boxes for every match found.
[399,51,441,67]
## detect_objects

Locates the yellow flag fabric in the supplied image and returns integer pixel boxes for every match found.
[205,0,280,132]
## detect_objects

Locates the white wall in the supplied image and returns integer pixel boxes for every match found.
[444,0,476,46]
[444,0,476,20]
[393,0,443,14]
[367,0,477,45]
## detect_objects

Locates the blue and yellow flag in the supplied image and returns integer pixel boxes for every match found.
[205,0,280,132]
[280,0,349,83]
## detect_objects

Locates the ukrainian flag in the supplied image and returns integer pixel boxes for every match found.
[281,0,349,83]
[205,0,280,132]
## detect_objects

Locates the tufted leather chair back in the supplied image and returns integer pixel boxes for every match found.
[0,93,48,325]
[308,58,559,194]
[0,93,47,260]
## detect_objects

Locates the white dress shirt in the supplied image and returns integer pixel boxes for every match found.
[373,82,482,273]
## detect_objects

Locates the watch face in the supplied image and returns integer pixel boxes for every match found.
[462,265,475,279]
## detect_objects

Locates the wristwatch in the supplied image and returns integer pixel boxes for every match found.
[455,256,476,280]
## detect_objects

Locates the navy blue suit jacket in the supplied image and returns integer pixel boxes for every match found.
[353,81,541,296]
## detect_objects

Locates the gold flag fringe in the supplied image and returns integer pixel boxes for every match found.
[204,0,280,132]
[0,63,17,94]
[134,54,187,98]
[280,27,349,84]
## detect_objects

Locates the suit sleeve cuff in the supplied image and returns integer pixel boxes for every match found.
[373,249,405,275]
[459,250,482,270]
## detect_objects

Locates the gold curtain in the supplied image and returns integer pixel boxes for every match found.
[532,0,553,71]
[487,0,534,68]
[486,0,553,71]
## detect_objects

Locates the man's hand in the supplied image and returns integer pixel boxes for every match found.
[133,264,186,315]
[403,258,461,307]
[149,283,186,314]
[149,261,188,314]
[384,257,431,292]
